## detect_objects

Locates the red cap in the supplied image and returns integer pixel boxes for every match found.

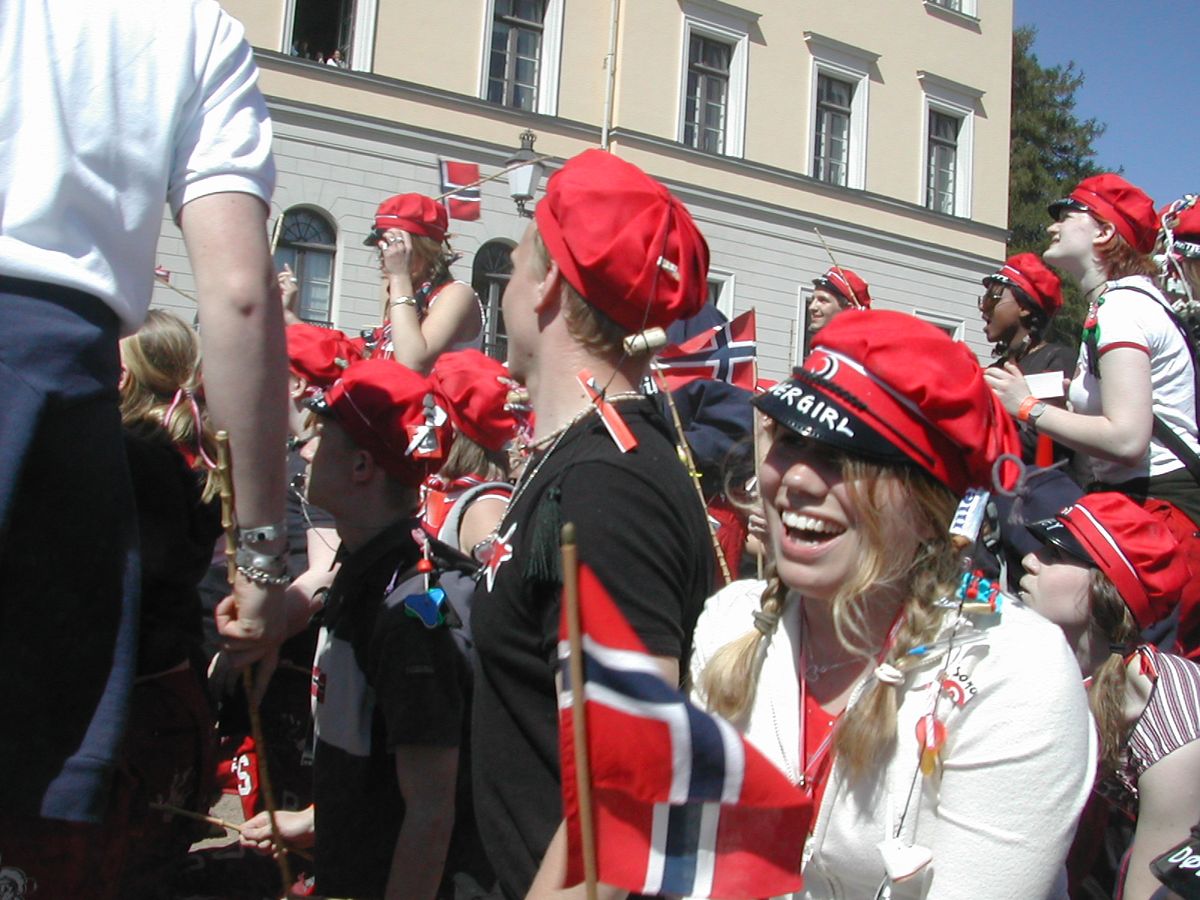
[754,310,1020,495]
[984,253,1063,318]
[367,193,448,244]
[1049,493,1186,629]
[1160,195,1200,258]
[534,149,709,334]
[430,350,524,452]
[814,266,871,310]
[1049,174,1158,254]
[286,324,359,392]
[313,359,451,487]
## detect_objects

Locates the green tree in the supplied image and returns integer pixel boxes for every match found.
[1008,25,1108,346]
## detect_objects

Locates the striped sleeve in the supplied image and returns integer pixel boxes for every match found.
[1126,650,1200,780]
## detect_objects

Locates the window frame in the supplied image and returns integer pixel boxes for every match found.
[803,32,876,191]
[280,0,378,72]
[917,70,981,219]
[273,206,339,326]
[478,0,563,116]
[912,308,965,341]
[925,0,979,18]
[707,268,736,318]
[677,11,748,158]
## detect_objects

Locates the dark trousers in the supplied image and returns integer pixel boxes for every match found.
[0,277,140,825]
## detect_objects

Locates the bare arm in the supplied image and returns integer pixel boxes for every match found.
[376,231,481,373]
[526,655,679,900]
[385,745,460,900]
[181,191,289,663]
[1122,740,1200,900]
[457,495,508,559]
[984,347,1153,466]
[282,526,340,638]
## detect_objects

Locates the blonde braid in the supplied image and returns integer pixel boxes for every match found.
[700,574,788,724]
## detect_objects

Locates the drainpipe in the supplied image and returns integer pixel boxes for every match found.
[600,0,620,150]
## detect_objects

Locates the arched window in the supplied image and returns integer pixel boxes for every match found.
[274,208,337,325]
[472,239,515,361]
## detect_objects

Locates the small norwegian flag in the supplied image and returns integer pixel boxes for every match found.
[559,563,810,898]
[154,265,171,283]
[654,309,757,393]
[439,159,482,221]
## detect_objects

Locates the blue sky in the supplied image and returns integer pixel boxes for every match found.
[1013,0,1200,208]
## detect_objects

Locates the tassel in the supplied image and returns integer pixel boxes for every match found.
[525,486,563,585]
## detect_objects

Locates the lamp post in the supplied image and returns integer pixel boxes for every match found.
[506,129,545,218]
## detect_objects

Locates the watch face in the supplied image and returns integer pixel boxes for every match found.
[1029,401,1047,420]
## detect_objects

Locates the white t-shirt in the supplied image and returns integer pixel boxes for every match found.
[0,0,275,333]
[1067,276,1200,484]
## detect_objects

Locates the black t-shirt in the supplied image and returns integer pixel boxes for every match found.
[470,400,714,900]
[990,341,1077,465]
[312,519,470,899]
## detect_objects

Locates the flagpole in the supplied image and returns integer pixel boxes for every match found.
[651,370,733,586]
[561,522,600,900]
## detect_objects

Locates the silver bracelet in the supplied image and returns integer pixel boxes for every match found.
[236,544,288,577]
[388,295,418,312]
[236,564,291,587]
[238,522,286,546]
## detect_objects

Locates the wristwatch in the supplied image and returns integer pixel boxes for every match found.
[1025,401,1048,427]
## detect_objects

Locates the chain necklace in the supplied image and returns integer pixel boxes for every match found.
[498,391,645,533]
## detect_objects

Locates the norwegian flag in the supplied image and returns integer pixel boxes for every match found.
[558,563,809,899]
[654,309,757,393]
[439,159,482,221]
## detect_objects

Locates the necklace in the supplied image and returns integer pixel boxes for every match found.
[804,657,861,681]
[499,391,645,533]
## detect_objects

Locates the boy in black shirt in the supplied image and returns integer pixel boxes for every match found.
[243,358,471,900]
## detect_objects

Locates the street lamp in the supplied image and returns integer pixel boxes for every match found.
[506,129,544,218]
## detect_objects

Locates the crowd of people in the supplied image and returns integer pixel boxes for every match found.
[6,2,1200,899]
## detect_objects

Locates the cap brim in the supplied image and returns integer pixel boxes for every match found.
[1026,516,1091,564]
[363,228,385,247]
[812,277,849,305]
[752,374,910,466]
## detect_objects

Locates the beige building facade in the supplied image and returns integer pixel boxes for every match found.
[153,0,1013,375]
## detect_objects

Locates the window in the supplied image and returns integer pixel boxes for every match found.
[677,7,750,158]
[926,110,960,214]
[274,208,337,325]
[913,309,965,341]
[813,75,853,186]
[918,71,982,218]
[707,269,736,317]
[481,0,563,115]
[924,0,978,17]
[488,0,545,112]
[804,33,877,190]
[472,239,515,361]
[283,0,378,71]
[684,34,732,153]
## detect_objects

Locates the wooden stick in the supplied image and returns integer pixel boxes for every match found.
[651,370,733,586]
[149,802,315,862]
[561,523,599,900]
[433,154,554,203]
[215,430,236,583]
[269,213,284,258]
[213,429,294,889]
[150,801,245,834]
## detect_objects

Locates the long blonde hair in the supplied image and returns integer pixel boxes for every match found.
[120,310,218,501]
[700,455,961,778]
[1087,570,1140,774]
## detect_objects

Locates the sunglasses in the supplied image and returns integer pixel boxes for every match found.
[977,285,1010,313]
[1050,198,1091,222]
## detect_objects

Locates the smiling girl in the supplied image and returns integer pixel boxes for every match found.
[692,310,1095,899]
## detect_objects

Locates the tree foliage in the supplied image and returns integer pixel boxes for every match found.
[1008,26,1109,345]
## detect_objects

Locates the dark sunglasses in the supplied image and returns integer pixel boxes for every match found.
[1049,198,1091,223]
